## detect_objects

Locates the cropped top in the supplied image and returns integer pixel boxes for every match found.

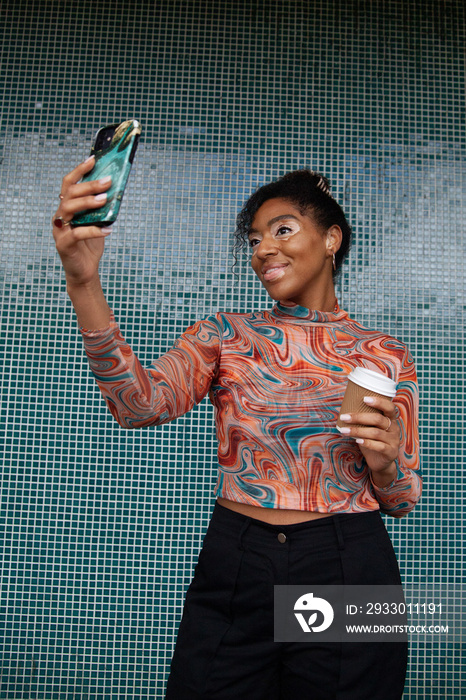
[80,301,421,517]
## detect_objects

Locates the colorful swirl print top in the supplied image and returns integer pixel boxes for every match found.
[80,301,421,517]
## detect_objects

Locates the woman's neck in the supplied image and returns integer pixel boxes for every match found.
[282,283,337,312]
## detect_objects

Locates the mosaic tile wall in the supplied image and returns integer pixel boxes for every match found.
[1,0,464,697]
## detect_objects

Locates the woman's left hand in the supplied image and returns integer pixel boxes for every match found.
[338,396,400,484]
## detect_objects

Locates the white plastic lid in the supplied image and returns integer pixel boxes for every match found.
[348,367,397,397]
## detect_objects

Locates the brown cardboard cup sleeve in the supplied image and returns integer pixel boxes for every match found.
[336,368,397,432]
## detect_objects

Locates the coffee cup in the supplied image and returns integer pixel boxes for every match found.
[336,367,397,432]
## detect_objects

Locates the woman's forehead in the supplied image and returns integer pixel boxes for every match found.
[249,213,301,235]
[251,198,303,229]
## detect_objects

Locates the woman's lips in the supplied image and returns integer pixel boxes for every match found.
[263,264,288,282]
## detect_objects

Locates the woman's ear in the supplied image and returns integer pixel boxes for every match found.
[326,225,343,255]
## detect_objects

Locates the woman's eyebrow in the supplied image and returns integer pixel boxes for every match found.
[249,214,300,235]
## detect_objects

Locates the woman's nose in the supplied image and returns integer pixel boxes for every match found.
[255,235,278,258]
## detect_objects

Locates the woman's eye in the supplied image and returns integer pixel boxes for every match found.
[276,226,292,236]
[248,238,260,248]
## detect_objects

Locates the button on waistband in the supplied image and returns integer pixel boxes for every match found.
[277,532,287,543]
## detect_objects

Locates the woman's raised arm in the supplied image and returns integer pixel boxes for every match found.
[52,156,113,329]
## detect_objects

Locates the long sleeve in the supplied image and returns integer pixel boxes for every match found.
[80,313,222,428]
[370,346,422,517]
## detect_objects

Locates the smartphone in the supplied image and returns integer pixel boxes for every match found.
[71,119,141,227]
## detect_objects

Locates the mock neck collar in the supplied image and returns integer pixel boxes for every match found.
[271,300,348,324]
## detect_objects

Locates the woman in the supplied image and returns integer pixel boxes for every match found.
[53,160,421,699]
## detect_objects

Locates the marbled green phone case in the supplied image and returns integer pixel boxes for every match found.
[71,119,141,226]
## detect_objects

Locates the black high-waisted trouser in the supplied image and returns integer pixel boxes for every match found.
[166,503,407,700]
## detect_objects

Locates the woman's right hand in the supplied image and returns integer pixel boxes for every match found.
[52,156,113,286]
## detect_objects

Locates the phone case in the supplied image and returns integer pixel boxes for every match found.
[71,119,141,226]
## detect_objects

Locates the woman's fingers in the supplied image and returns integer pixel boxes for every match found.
[60,155,95,195]
[339,396,398,430]
[66,173,112,201]
[338,396,399,441]
[53,164,112,233]
[55,155,112,216]
[338,412,394,435]
[362,395,399,418]
[53,188,109,225]
[338,394,401,471]
[338,424,396,445]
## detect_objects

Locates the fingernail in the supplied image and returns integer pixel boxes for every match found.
[363,397,375,404]
[95,193,107,201]
[101,227,112,234]
[84,155,95,163]
[339,414,351,421]
[339,427,351,434]
[356,438,364,444]
[99,176,112,184]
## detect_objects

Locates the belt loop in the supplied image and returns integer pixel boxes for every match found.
[333,516,345,550]
[238,517,252,551]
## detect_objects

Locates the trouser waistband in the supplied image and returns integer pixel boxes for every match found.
[209,502,386,552]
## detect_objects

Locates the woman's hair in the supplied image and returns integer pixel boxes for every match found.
[234,169,352,278]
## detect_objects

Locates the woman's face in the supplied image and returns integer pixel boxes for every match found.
[248,198,340,309]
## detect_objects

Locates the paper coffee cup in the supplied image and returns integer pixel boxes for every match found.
[336,367,397,432]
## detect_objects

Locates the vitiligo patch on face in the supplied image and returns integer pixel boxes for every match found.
[248,216,301,251]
